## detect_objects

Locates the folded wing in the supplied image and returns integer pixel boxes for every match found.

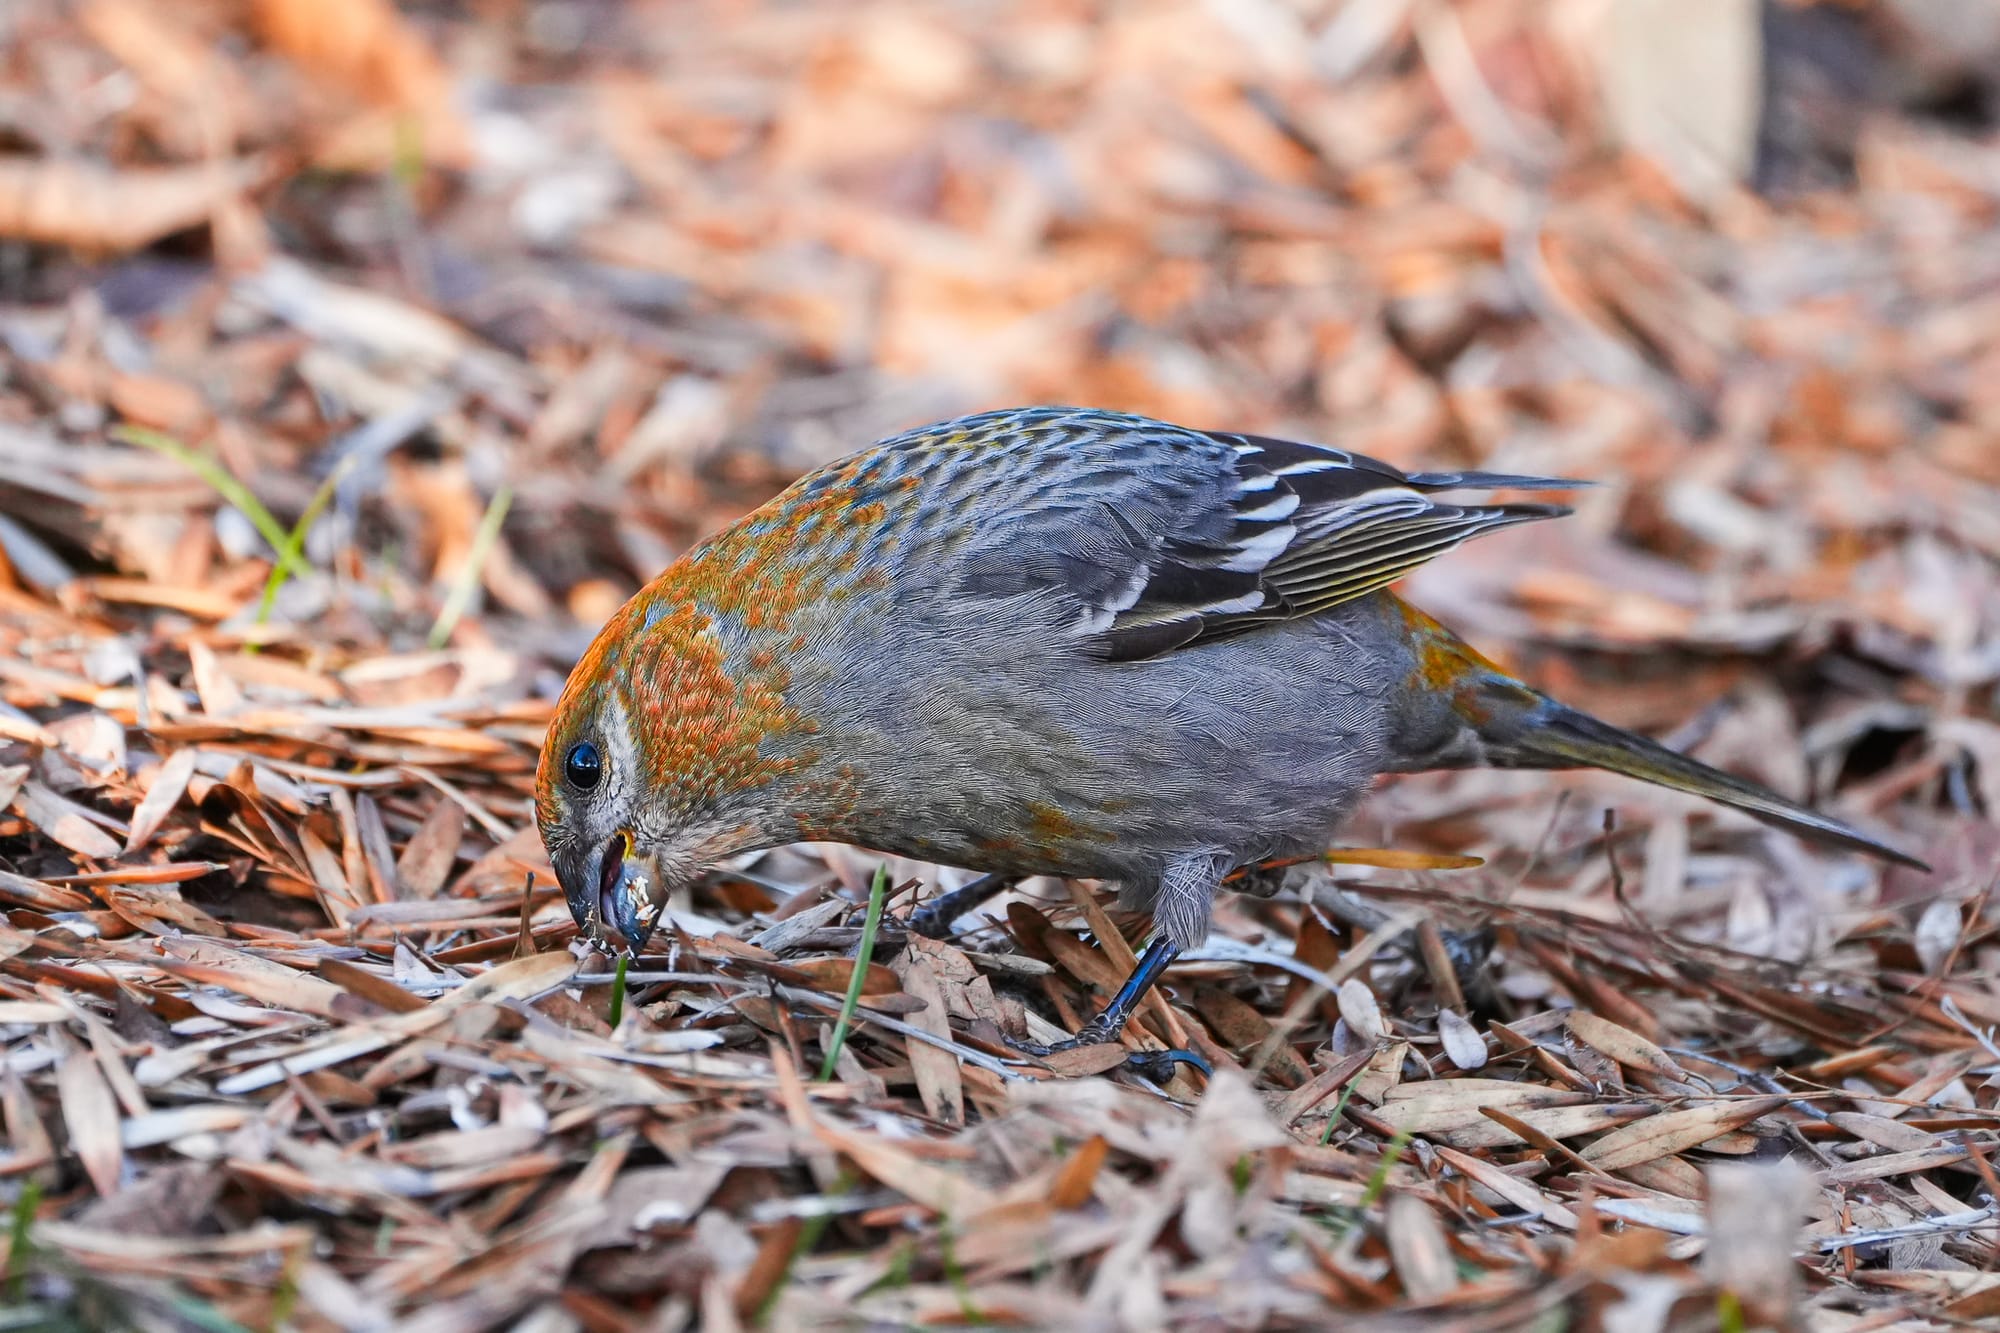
[1087,427,1582,660]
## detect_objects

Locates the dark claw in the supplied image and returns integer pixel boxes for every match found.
[1123,1048,1211,1081]
[1001,1030,1088,1060]
[1003,1034,1063,1060]
[1000,935,1186,1070]
[907,873,1013,940]
[1000,1030,1209,1082]
[905,904,953,941]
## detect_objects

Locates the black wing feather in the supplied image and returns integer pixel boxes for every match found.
[1089,426,1581,660]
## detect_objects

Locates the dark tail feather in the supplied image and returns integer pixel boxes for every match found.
[1406,469,1595,493]
[1495,700,1928,871]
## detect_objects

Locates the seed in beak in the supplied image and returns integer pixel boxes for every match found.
[596,830,628,942]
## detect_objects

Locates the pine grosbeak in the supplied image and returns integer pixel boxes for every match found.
[537,407,1922,1054]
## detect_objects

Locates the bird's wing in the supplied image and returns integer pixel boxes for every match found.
[1096,429,1581,659]
[933,410,1580,661]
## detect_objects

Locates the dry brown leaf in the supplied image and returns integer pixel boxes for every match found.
[395,798,465,899]
[188,641,244,717]
[82,578,246,620]
[1436,1009,1488,1071]
[125,747,197,853]
[15,781,122,859]
[1352,1041,1410,1105]
[1035,1044,1131,1078]
[1913,898,1963,975]
[56,1032,124,1197]
[1433,1145,1578,1229]
[1620,1154,1707,1199]
[1385,1194,1457,1300]
[897,939,965,1126]
[0,870,92,913]
[379,1125,544,1171]
[1336,978,1386,1045]
[1593,0,1761,203]
[251,0,471,169]
[1702,1159,1812,1324]
[81,0,219,102]
[1276,1048,1376,1126]
[297,824,359,927]
[784,957,903,997]
[1578,1096,1786,1171]
[1453,1101,1657,1151]
[151,939,351,1018]
[105,884,229,938]
[1822,1143,1973,1185]
[0,156,263,252]
[1825,1111,1938,1154]
[1566,1011,1692,1085]
[809,1119,997,1218]
[1376,1079,1593,1135]
[253,0,448,112]
[1,1063,55,1176]
[1047,1135,1108,1210]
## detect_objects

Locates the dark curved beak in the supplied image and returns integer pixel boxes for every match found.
[556,831,666,954]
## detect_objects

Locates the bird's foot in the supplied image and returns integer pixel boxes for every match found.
[1005,1014,1120,1060]
[1005,1024,1210,1080]
[904,902,954,941]
[906,873,1013,940]
[1122,1047,1212,1081]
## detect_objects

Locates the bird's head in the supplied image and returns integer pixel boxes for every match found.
[536,686,668,955]
[536,584,832,954]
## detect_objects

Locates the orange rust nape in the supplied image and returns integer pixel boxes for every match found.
[623,601,815,807]
[659,452,904,629]
[536,454,921,819]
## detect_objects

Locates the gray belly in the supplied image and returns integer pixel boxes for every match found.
[811,599,1399,880]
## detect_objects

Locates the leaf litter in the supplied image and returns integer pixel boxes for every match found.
[1,0,1999,1328]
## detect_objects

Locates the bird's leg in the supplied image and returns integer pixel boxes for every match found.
[907,872,1013,939]
[1009,935,1211,1076]
[1072,934,1180,1045]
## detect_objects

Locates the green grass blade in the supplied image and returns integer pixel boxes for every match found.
[606,953,629,1030]
[3,1178,39,1300]
[1318,1077,1359,1146]
[428,483,513,649]
[112,426,313,582]
[1361,1127,1413,1207]
[817,863,889,1082]
[752,1171,855,1326]
[253,456,356,638]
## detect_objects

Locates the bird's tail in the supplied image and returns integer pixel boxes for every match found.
[1483,695,1928,870]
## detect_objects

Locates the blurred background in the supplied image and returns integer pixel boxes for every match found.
[4,2,2000,1326]
[5,0,1997,876]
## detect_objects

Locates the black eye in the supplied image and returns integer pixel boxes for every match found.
[564,741,603,791]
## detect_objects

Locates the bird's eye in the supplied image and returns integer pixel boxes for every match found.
[564,741,603,791]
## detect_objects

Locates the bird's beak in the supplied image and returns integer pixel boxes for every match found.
[583,831,666,955]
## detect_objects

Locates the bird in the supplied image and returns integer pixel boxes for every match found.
[536,406,1924,1061]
